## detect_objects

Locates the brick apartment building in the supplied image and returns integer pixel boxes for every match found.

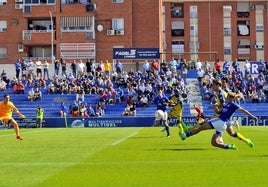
[0,0,267,66]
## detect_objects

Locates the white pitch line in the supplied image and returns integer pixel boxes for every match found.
[111,131,139,146]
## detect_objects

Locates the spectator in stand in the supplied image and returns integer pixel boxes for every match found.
[214,58,221,74]
[104,60,112,77]
[13,81,25,94]
[21,59,27,81]
[143,60,151,80]
[169,58,177,73]
[116,86,124,103]
[10,76,19,89]
[87,104,96,117]
[15,59,21,80]
[27,59,35,81]
[115,60,123,75]
[36,58,42,78]
[60,79,69,94]
[244,60,251,79]
[77,60,86,79]
[151,60,159,75]
[139,94,149,108]
[197,68,205,82]
[203,60,211,73]
[43,59,50,80]
[48,81,55,94]
[122,103,132,116]
[95,103,105,116]
[222,60,230,75]
[0,78,7,92]
[39,76,46,89]
[80,102,89,117]
[28,87,35,101]
[195,59,202,71]
[34,87,42,101]
[54,59,60,76]
[76,85,85,102]
[232,58,239,72]
[61,59,68,78]
[71,60,77,78]
[68,79,77,94]
[60,102,69,117]
[160,60,168,73]
[69,100,79,117]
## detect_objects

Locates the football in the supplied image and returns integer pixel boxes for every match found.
[155,110,164,120]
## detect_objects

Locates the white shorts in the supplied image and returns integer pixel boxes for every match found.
[209,118,227,136]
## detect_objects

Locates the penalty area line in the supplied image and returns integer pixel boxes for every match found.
[111,131,139,146]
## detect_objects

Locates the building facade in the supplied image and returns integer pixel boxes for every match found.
[163,0,268,62]
[0,0,163,64]
[0,0,267,65]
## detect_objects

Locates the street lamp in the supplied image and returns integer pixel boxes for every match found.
[49,11,53,62]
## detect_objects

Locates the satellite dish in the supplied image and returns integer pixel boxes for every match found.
[97,25,103,32]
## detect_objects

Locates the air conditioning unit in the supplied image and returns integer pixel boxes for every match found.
[15,0,23,2]
[15,4,23,9]
[254,45,264,49]
[116,30,124,35]
[18,44,24,52]
[106,29,115,35]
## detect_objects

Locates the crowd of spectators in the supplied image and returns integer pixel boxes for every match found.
[3,56,268,118]
[1,57,194,118]
[199,58,268,104]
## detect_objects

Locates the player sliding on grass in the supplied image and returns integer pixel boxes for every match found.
[179,92,257,150]
[0,94,25,140]
[183,78,252,147]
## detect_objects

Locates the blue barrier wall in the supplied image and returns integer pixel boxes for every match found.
[13,115,267,128]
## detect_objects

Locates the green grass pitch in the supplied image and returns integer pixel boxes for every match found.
[0,126,267,187]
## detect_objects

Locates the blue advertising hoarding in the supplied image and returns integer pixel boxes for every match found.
[113,48,160,60]
[10,115,267,129]
[250,61,264,74]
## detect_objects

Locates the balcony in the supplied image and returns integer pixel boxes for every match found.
[22,30,55,45]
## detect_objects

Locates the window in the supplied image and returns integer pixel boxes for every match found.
[237,2,250,18]
[112,18,124,30]
[0,21,7,32]
[224,42,231,55]
[238,39,250,54]
[61,16,92,31]
[0,47,7,58]
[29,20,52,31]
[171,21,184,37]
[24,0,55,5]
[190,24,198,37]
[190,6,198,18]
[171,3,184,18]
[254,41,264,50]
[112,0,123,3]
[172,40,184,53]
[237,21,250,36]
[223,6,232,18]
[224,23,231,36]
[60,43,95,59]
[29,46,51,58]
[0,0,7,5]
[23,5,32,13]
[256,24,264,32]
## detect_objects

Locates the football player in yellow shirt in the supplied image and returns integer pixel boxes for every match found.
[0,94,25,140]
